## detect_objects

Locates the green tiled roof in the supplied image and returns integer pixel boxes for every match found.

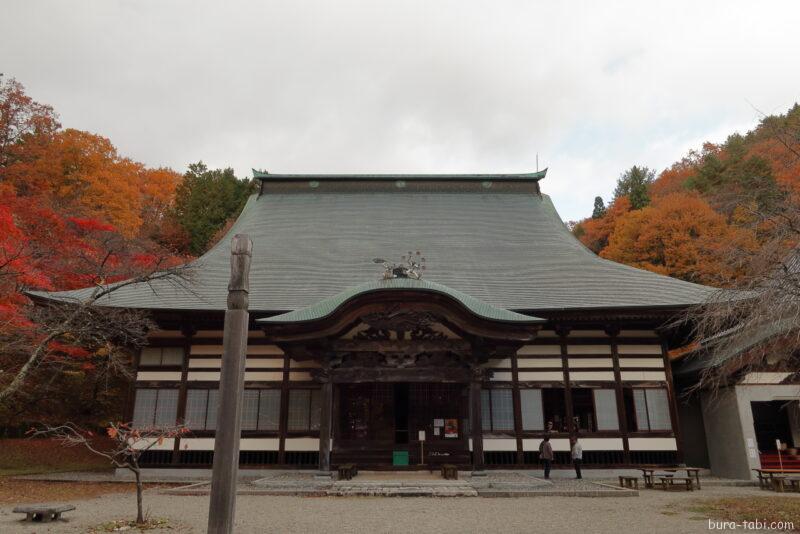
[29,172,715,313]
[259,278,544,324]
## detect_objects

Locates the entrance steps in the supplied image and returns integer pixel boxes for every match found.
[329,481,477,497]
[329,470,477,497]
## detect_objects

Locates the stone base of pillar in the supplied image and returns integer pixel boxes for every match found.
[470,470,488,477]
[314,471,333,481]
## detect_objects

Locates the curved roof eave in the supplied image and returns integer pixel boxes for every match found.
[258,278,545,325]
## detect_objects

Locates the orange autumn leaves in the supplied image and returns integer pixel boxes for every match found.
[576,104,800,286]
[0,76,186,327]
[599,192,757,284]
[3,128,181,237]
[577,184,760,287]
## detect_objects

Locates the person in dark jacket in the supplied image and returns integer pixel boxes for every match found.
[539,436,554,479]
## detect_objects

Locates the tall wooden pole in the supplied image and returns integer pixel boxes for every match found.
[207,234,252,534]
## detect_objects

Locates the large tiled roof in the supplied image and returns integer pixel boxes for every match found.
[30,173,715,313]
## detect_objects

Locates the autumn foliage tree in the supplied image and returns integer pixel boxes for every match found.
[0,74,59,170]
[574,103,800,286]
[0,202,192,410]
[0,75,196,429]
[600,192,758,285]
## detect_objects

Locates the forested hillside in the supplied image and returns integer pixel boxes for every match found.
[0,76,252,430]
[573,105,800,287]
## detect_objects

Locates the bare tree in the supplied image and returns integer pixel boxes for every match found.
[28,422,189,524]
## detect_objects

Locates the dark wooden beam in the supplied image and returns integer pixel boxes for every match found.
[331,339,471,353]
[330,367,472,383]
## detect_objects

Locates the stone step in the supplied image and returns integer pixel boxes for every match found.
[327,484,478,497]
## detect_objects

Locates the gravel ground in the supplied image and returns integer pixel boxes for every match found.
[1,484,794,533]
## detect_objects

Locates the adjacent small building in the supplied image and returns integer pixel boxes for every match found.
[35,171,720,472]
[673,319,800,479]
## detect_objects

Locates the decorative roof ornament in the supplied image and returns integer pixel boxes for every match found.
[373,251,426,280]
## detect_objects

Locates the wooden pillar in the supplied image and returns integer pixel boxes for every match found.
[661,337,684,464]
[511,350,524,465]
[469,376,485,472]
[608,325,630,465]
[277,352,290,465]
[207,235,252,534]
[557,326,574,436]
[173,326,195,464]
[318,378,333,472]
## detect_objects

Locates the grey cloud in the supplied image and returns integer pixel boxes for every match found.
[2,0,799,220]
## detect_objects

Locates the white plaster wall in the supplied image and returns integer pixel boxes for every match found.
[284,438,319,451]
[628,437,677,451]
[522,438,570,452]
[136,371,182,381]
[483,438,517,451]
[240,438,280,451]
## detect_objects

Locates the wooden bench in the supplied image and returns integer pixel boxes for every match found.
[771,476,788,492]
[753,468,800,490]
[338,463,357,481]
[662,467,702,489]
[659,476,693,491]
[786,477,800,492]
[13,504,75,522]
[441,464,458,480]
[618,476,639,489]
[640,468,671,488]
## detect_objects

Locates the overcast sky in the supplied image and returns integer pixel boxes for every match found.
[3,1,800,221]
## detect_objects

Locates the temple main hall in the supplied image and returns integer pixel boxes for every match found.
[36,170,713,471]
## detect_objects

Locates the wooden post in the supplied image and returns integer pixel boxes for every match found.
[317,379,333,473]
[207,235,252,534]
[470,377,485,472]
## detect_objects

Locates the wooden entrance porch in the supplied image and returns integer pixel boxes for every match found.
[257,279,543,472]
[331,382,470,469]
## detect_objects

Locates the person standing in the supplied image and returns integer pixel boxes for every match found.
[539,436,553,480]
[571,437,583,479]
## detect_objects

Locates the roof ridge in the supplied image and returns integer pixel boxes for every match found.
[252,169,548,181]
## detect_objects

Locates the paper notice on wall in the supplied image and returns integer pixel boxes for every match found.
[434,427,441,436]
[746,438,754,448]
[434,419,444,427]
[444,419,458,438]
[748,448,757,459]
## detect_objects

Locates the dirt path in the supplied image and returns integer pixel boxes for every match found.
[0,484,795,533]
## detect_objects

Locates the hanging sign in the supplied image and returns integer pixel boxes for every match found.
[418,430,426,441]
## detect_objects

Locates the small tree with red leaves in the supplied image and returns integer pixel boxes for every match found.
[29,422,190,524]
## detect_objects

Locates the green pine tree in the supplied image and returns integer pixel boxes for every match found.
[592,196,606,219]
[687,134,782,214]
[172,162,255,255]
[613,166,655,210]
